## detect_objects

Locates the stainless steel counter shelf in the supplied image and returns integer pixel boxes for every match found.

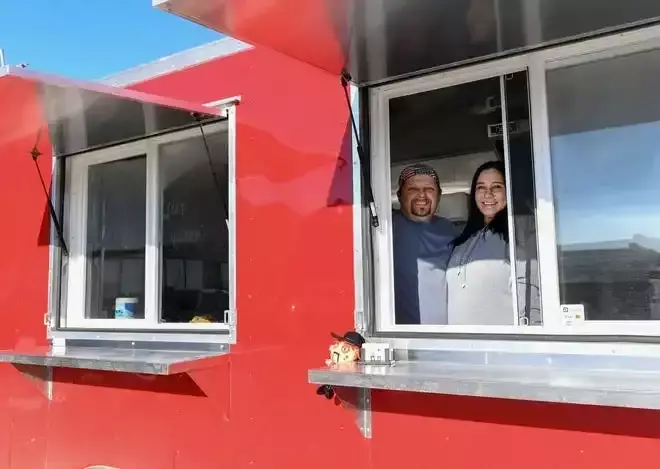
[309,359,660,410]
[0,344,229,375]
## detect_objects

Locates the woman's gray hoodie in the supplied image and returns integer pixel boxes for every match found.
[446,227,540,325]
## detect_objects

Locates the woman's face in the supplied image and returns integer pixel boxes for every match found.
[474,168,506,222]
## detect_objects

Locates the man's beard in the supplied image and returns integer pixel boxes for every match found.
[410,203,432,217]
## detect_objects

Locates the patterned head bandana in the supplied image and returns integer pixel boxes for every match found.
[398,164,440,193]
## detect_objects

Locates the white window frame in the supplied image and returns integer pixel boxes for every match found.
[367,23,660,337]
[61,118,235,333]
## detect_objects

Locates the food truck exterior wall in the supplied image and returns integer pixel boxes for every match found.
[1,38,660,468]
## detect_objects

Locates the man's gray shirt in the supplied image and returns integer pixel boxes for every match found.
[392,210,458,324]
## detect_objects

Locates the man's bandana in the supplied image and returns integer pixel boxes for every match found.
[398,163,440,191]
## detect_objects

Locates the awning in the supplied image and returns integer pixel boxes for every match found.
[0,65,222,158]
[155,0,660,85]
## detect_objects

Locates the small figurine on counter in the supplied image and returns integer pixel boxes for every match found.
[325,331,365,366]
[317,331,365,400]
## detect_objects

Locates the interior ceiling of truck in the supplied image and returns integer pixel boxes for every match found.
[390,45,660,164]
[389,73,528,164]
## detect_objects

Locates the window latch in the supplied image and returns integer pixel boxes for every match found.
[224,309,236,326]
[355,309,366,333]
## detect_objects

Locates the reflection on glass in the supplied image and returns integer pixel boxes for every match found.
[85,156,146,319]
[548,48,660,321]
[159,131,229,324]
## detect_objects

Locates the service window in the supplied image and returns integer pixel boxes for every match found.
[370,64,540,333]
[366,27,660,337]
[60,121,234,332]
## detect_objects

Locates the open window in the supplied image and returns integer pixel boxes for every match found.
[1,66,237,343]
[365,26,660,338]
[63,122,234,333]
[0,66,237,376]
[370,61,541,334]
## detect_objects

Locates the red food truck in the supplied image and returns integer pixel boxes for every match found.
[3,1,660,467]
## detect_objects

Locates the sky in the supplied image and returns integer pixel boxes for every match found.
[0,0,223,80]
[552,121,660,246]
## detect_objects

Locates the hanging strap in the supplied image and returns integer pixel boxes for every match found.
[340,71,380,228]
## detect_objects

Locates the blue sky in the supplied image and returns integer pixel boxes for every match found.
[552,121,660,246]
[0,0,222,79]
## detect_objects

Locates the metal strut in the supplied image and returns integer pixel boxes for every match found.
[30,133,69,256]
[191,112,230,227]
[340,71,380,228]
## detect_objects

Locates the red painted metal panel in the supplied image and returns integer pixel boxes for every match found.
[47,367,227,468]
[372,390,660,469]
[0,75,51,468]
[0,76,51,349]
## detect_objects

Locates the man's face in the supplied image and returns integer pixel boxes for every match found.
[399,174,440,222]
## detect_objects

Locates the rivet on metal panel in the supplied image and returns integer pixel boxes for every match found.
[357,388,372,439]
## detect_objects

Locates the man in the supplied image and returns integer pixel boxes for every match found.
[393,164,458,324]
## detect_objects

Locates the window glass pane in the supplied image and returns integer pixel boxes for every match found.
[504,72,542,325]
[548,48,660,321]
[388,73,539,326]
[159,130,229,324]
[85,156,146,319]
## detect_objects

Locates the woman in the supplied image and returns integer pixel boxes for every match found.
[446,161,539,325]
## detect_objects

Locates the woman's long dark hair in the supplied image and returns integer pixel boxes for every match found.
[453,161,509,247]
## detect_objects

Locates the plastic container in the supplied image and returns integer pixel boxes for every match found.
[114,297,138,319]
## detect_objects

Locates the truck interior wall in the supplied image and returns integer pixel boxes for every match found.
[2,44,660,468]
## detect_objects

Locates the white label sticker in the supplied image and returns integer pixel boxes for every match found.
[561,304,585,326]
